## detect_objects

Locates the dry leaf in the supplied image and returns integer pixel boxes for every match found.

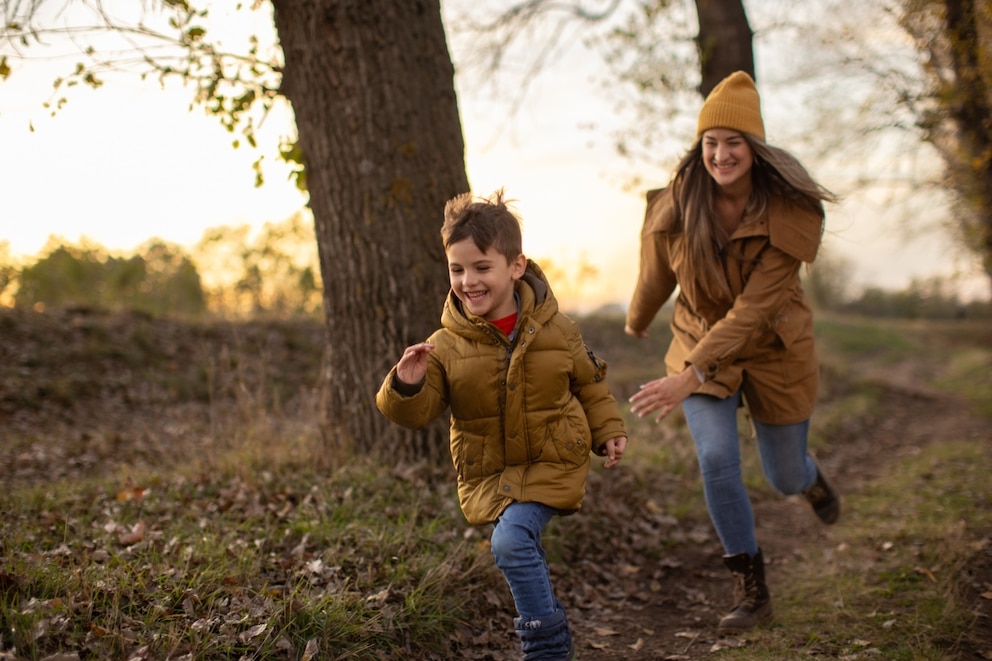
[239,623,267,643]
[117,520,146,546]
[628,637,644,651]
[301,639,319,661]
[645,499,665,514]
[365,587,390,605]
[594,627,619,636]
[980,591,992,600]
[116,477,148,502]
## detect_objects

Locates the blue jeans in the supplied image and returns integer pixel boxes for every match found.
[681,391,819,557]
[490,501,560,618]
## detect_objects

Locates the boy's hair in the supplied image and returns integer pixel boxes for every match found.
[441,189,523,262]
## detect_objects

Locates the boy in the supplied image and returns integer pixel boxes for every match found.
[376,189,627,660]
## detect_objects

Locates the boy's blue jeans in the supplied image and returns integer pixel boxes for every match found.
[490,501,559,618]
[681,391,819,557]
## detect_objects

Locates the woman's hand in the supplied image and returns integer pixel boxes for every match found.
[395,343,435,385]
[629,368,701,422]
[624,324,648,339]
[601,437,627,469]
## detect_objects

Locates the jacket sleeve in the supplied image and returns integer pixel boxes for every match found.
[684,243,803,379]
[375,352,449,430]
[626,188,679,333]
[564,321,627,452]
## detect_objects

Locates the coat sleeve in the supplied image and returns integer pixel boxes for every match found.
[626,188,680,333]
[684,243,803,379]
[375,350,450,430]
[563,319,627,452]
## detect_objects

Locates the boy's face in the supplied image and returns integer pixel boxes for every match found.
[445,238,526,321]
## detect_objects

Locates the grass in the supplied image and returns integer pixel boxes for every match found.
[1,310,989,659]
[0,453,489,659]
[719,437,990,660]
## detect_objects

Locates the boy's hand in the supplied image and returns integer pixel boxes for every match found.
[396,343,435,385]
[602,436,627,469]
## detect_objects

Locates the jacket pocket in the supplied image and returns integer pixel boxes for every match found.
[452,429,489,481]
[542,409,590,467]
[770,301,812,350]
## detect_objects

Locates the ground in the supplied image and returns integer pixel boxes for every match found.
[558,383,990,660]
[1,308,989,660]
[548,360,992,661]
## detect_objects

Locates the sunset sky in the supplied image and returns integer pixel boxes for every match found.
[1,1,986,311]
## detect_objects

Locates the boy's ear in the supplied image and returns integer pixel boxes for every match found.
[511,254,527,280]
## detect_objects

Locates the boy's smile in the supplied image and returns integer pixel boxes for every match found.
[445,239,526,321]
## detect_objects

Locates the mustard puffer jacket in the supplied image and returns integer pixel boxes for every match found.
[626,187,824,425]
[376,261,626,526]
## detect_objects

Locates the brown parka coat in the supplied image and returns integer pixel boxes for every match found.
[626,187,824,425]
[376,261,626,526]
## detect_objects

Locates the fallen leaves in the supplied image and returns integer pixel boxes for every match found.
[116,520,146,546]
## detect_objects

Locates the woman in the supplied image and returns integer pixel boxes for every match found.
[625,71,840,634]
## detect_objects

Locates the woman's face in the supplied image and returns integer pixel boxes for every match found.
[701,129,754,191]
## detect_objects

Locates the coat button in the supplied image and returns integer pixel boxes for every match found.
[502,485,511,492]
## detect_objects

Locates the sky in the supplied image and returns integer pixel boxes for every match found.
[1,1,987,312]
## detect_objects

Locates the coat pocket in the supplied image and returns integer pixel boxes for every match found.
[541,409,590,467]
[451,429,491,481]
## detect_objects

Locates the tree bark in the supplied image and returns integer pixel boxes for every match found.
[272,0,468,462]
[694,0,754,96]
[941,0,992,288]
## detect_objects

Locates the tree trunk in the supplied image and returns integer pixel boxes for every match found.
[693,0,754,96]
[941,0,992,290]
[272,0,468,462]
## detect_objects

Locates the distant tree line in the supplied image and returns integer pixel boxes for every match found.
[0,220,987,320]
[0,213,322,319]
[803,251,991,319]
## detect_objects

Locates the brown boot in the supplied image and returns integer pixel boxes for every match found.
[718,549,773,634]
[804,467,840,524]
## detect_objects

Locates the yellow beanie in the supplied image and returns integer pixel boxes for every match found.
[696,71,764,141]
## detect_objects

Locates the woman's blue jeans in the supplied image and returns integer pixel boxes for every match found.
[490,501,560,618]
[681,390,819,557]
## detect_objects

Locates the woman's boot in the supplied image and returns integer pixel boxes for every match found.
[804,467,840,524]
[718,548,773,634]
[513,607,576,660]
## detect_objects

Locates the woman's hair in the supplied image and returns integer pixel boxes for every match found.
[670,132,838,298]
[441,188,523,262]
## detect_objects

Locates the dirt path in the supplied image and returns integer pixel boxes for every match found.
[559,377,991,660]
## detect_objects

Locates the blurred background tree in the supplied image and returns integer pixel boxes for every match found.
[13,239,205,316]
[449,0,992,297]
[192,212,321,317]
[5,213,326,319]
